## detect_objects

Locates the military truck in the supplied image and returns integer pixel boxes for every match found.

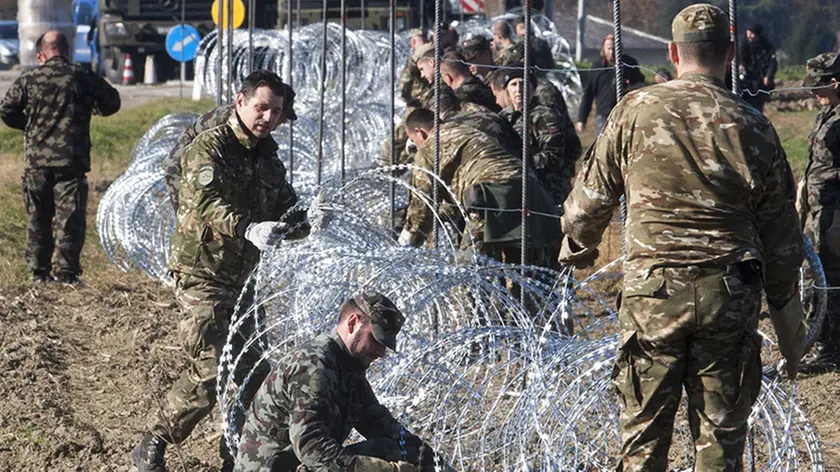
[96,0,279,83]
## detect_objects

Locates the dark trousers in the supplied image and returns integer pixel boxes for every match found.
[21,167,88,276]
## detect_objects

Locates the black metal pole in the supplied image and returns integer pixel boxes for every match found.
[730,0,739,95]
[361,0,366,30]
[432,0,442,250]
[316,0,328,186]
[215,0,223,104]
[520,3,532,280]
[389,0,396,226]
[248,0,255,74]
[227,0,234,103]
[340,0,347,183]
[288,0,295,184]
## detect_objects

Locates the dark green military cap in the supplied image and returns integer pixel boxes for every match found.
[803,53,840,87]
[460,35,491,60]
[671,3,729,42]
[282,83,297,121]
[352,291,405,351]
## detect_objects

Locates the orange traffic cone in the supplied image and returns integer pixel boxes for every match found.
[122,54,135,85]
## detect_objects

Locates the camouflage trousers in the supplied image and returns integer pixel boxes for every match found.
[21,167,88,276]
[236,438,416,472]
[614,264,763,472]
[149,275,269,459]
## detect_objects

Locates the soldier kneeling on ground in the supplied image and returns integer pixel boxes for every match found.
[234,292,450,472]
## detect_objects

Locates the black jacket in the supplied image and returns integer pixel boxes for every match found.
[577,56,645,124]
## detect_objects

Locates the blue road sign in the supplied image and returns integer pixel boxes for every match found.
[166,25,200,62]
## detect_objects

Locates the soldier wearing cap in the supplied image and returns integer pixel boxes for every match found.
[799,52,840,372]
[738,24,777,113]
[234,292,445,472]
[459,35,494,79]
[559,4,805,469]
[132,70,327,472]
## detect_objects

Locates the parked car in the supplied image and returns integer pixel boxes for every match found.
[0,20,19,66]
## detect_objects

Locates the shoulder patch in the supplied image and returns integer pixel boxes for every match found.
[309,370,327,394]
[197,166,215,186]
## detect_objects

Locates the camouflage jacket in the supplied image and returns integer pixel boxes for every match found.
[561,73,803,309]
[804,103,840,240]
[443,101,523,159]
[163,104,235,210]
[535,80,581,162]
[455,76,500,112]
[399,56,431,104]
[170,113,304,287]
[0,56,120,172]
[405,123,521,238]
[234,330,437,471]
[503,100,572,207]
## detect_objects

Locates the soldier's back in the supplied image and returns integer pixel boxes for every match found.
[609,73,783,274]
[449,102,523,158]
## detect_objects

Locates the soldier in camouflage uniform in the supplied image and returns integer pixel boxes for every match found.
[132,71,321,472]
[0,31,120,284]
[438,51,499,112]
[799,53,840,371]
[399,108,560,261]
[492,21,517,67]
[501,67,572,210]
[439,87,523,159]
[738,24,777,113]
[559,5,806,470]
[458,35,494,80]
[513,16,554,71]
[234,292,445,472]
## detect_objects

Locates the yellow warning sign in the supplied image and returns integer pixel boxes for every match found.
[211,0,246,29]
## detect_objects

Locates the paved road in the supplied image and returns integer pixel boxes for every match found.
[0,69,201,109]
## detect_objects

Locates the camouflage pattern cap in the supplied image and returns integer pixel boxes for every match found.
[460,35,491,59]
[352,291,405,351]
[408,27,424,37]
[803,53,840,88]
[671,3,729,42]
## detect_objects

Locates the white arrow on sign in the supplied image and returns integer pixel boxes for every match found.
[172,33,198,53]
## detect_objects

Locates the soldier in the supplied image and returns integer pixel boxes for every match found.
[458,35,494,80]
[400,29,431,105]
[131,71,328,472]
[492,21,517,67]
[439,51,500,112]
[576,34,646,136]
[486,69,511,110]
[399,108,560,261]
[501,68,572,211]
[558,5,806,470]
[234,292,446,472]
[799,52,840,372]
[513,16,554,71]
[439,87,523,159]
[0,30,120,284]
[738,24,777,113]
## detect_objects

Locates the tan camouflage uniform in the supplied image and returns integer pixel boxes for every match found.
[454,75,499,112]
[802,53,840,353]
[560,6,803,469]
[149,112,306,452]
[443,101,523,159]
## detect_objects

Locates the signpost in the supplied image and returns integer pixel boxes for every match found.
[211,0,246,29]
[166,25,200,98]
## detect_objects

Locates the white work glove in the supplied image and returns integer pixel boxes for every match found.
[825,209,840,257]
[769,295,807,380]
[307,190,335,234]
[244,221,289,251]
[398,228,421,247]
[405,138,418,155]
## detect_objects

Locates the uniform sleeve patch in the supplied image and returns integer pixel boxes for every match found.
[309,370,327,395]
[197,166,215,187]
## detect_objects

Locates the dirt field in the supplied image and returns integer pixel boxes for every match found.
[0,99,838,471]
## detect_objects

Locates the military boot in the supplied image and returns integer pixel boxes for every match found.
[131,434,167,472]
[799,342,840,374]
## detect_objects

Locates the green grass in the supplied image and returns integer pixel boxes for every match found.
[0,98,215,286]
